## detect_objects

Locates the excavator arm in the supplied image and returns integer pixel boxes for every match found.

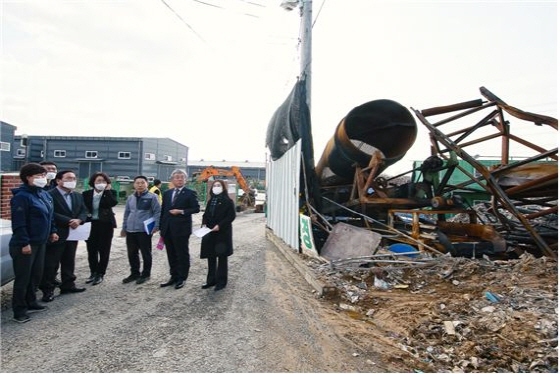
[195,167,234,182]
[194,166,256,208]
[230,166,254,195]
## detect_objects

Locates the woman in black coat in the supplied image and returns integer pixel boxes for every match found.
[82,172,118,285]
[200,179,236,291]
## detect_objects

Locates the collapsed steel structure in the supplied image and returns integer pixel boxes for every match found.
[313,87,557,258]
[413,87,557,257]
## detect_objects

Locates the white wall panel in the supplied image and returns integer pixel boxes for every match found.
[266,141,301,250]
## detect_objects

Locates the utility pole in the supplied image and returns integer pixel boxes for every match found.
[300,0,312,111]
[281,0,312,111]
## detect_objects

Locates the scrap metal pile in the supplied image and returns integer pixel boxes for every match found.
[311,87,558,260]
[265,83,558,371]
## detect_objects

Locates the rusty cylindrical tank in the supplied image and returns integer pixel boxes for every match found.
[315,99,417,186]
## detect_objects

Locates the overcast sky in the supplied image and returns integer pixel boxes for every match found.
[1,0,557,174]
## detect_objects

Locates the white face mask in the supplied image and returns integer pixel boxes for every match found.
[32,177,48,188]
[63,181,77,190]
[94,183,107,191]
[212,186,223,195]
[46,172,57,180]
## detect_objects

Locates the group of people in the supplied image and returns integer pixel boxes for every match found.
[9,163,236,324]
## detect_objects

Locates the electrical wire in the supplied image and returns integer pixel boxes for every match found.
[191,0,260,18]
[238,0,265,7]
[312,0,326,28]
[192,0,221,9]
[160,0,206,42]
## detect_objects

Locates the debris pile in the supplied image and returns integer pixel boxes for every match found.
[305,252,558,372]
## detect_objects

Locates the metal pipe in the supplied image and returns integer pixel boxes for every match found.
[315,99,417,186]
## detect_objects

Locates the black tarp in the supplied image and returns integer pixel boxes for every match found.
[266,78,321,211]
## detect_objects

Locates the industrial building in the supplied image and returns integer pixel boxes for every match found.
[0,121,16,172]
[1,122,188,181]
[1,121,266,187]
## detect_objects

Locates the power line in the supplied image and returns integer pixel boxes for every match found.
[312,0,327,28]
[191,0,260,18]
[237,0,265,7]
[160,0,206,42]
[192,0,221,9]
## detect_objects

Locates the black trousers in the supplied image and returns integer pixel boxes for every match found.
[125,232,152,277]
[40,240,79,293]
[206,255,228,287]
[163,233,191,282]
[86,220,114,276]
[10,243,45,317]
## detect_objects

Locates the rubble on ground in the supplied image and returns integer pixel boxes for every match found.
[304,251,558,373]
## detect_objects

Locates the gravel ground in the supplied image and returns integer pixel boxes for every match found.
[1,206,388,373]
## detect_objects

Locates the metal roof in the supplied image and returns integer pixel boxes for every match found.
[188,160,265,168]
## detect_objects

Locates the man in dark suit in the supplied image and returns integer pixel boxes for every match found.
[159,169,200,289]
[40,170,88,302]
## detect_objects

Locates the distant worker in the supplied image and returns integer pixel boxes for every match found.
[39,161,58,191]
[120,176,161,285]
[82,172,118,286]
[9,163,59,323]
[200,179,236,291]
[159,169,200,290]
[149,179,162,204]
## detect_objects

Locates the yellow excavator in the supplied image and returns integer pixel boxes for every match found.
[193,166,256,210]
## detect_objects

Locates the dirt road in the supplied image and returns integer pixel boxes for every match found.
[1,208,395,372]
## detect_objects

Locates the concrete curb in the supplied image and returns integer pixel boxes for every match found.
[265,228,339,298]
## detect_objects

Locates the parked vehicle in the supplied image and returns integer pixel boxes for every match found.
[0,218,14,286]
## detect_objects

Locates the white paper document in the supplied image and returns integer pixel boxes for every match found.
[67,222,92,241]
[193,226,212,238]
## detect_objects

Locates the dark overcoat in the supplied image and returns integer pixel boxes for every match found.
[82,189,118,228]
[200,194,236,258]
